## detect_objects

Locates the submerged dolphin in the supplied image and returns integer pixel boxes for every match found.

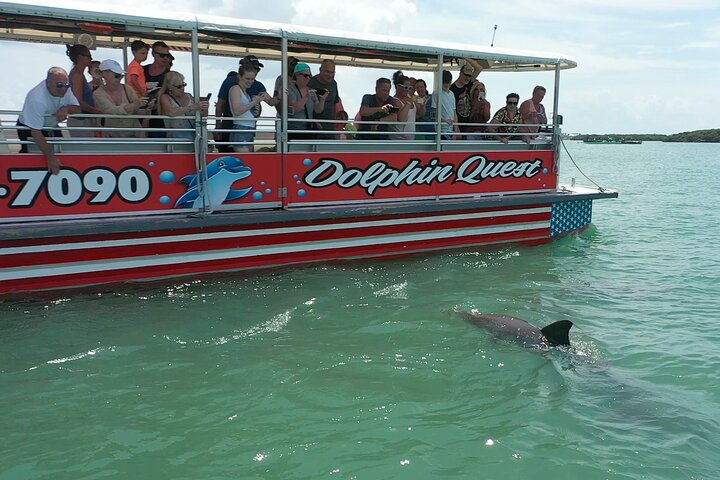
[459,312,573,348]
[175,156,252,209]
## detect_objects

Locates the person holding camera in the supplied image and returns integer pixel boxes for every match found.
[287,62,328,141]
[357,77,399,141]
[307,59,341,136]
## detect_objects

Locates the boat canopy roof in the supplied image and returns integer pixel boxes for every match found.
[0,1,577,72]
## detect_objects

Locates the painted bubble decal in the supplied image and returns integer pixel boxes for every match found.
[159,170,176,183]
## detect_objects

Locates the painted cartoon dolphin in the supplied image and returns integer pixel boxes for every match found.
[459,312,573,348]
[175,156,252,209]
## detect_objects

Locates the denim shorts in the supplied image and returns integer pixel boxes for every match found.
[230,125,256,145]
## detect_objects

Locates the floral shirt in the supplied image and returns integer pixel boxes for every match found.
[491,107,522,134]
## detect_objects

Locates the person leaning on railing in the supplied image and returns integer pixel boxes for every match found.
[92,60,149,138]
[487,92,522,144]
[157,71,209,140]
[16,66,80,175]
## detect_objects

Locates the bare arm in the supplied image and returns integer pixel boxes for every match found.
[287,87,309,114]
[229,86,268,117]
[94,88,145,115]
[397,98,412,122]
[159,93,206,117]
[70,70,102,114]
[30,129,61,175]
[464,58,484,79]
[313,90,328,114]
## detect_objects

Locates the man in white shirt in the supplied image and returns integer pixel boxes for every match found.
[17,67,80,174]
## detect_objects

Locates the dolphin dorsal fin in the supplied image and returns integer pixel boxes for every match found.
[540,320,574,346]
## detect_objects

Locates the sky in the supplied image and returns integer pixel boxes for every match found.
[1,0,719,134]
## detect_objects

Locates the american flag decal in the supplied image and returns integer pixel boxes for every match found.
[551,200,592,237]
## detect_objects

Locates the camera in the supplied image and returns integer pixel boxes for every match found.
[315,88,327,96]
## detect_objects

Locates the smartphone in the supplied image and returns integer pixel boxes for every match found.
[315,88,327,96]
[204,93,212,100]
[387,106,400,113]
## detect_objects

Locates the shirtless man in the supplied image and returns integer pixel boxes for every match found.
[519,85,547,143]
[16,67,80,175]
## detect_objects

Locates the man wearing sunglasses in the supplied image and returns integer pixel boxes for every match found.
[450,57,483,137]
[144,41,172,138]
[16,66,80,175]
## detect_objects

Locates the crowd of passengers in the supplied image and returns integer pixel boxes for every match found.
[15,42,548,175]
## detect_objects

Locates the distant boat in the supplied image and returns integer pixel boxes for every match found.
[622,140,642,144]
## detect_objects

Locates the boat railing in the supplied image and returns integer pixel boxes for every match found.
[3,109,554,154]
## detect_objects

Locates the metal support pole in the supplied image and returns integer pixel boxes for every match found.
[281,36,289,155]
[552,62,561,180]
[435,53,443,152]
[191,24,210,213]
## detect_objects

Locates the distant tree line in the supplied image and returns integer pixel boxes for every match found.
[664,129,720,143]
[565,129,720,143]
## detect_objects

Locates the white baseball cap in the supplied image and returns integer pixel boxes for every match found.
[98,59,124,75]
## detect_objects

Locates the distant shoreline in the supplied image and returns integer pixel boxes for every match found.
[565,129,720,143]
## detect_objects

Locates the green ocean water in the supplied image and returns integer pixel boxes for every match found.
[1,141,719,480]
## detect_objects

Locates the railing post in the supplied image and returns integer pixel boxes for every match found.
[552,62,561,178]
[191,23,210,214]
[435,53,443,152]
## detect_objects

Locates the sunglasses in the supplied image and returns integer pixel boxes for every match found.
[399,84,413,90]
[55,82,71,89]
[173,83,187,88]
[155,52,172,58]
[507,101,518,105]
[114,73,123,79]
[296,73,310,78]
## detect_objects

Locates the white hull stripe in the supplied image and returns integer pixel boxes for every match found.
[0,207,551,256]
[0,220,550,281]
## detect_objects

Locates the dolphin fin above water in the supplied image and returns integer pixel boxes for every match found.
[540,320,573,347]
[459,312,574,348]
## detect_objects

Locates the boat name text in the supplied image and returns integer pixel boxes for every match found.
[303,156,544,195]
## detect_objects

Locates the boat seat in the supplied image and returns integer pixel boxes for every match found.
[0,129,9,153]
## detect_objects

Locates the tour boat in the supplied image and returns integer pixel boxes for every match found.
[0,2,617,295]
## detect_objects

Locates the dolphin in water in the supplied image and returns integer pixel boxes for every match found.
[175,156,252,209]
[459,312,573,348]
